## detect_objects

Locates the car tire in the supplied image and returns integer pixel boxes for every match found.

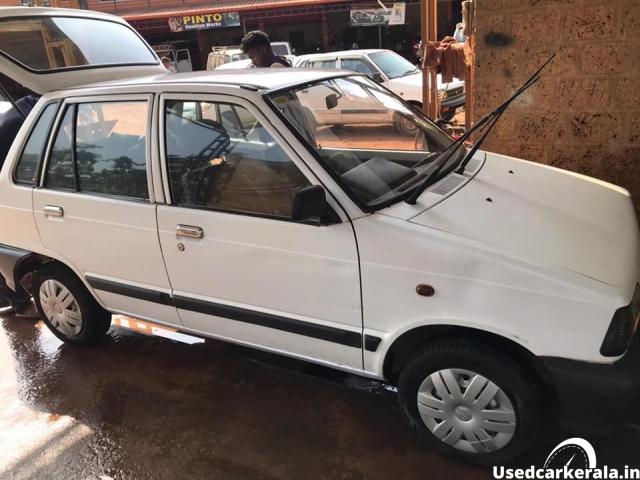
[33,263,111,346]
[398,338,544,467]
[395,111,419,137]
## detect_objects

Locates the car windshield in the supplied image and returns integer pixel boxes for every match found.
[268,75,458,209]
[369,51,418,79]
[0,16,157,72]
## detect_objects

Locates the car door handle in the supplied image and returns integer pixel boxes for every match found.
[176,224,204,239]
[43,205,64,218]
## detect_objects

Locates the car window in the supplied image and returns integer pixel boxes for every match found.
[340,58,376,76]
[75,101,148,200]
[310,59,336,68]
[272,44,289,56]
[14,102,59,186]
[0,17,157,72]
[45,105,75,190]
[164,100,309,218]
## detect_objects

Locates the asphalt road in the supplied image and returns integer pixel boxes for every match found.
[1,312,639,480]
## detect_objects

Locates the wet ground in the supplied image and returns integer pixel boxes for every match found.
[1,313,639,480]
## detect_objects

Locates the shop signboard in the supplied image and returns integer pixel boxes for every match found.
[168,12,241,32]
[350,2,405,26]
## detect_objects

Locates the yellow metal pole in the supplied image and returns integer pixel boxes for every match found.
[421,0,438,119]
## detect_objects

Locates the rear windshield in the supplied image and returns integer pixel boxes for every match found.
[0,16,158,72]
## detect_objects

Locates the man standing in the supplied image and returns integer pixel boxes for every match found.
[240,31,291,68]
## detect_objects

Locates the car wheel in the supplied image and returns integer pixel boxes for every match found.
[398,338,544,466]
[395,112,418,136]
[33,264,111,346]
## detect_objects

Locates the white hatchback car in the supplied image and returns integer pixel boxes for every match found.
[1,7,639,467]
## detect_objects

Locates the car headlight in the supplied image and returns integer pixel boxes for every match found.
[600,283,640,357]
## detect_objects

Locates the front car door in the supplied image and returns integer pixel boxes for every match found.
[33,94,179,326]
[156,93,363,370]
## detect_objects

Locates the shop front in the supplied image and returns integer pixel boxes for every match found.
[79,0,462,70]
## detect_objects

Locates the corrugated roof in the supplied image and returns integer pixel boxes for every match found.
[121,0,350,21]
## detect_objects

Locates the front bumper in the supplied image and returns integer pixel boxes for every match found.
[541,335,640,433]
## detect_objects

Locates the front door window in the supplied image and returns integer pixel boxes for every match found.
[164,100,309,218]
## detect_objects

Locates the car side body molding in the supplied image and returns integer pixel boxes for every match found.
[85,275,379,350]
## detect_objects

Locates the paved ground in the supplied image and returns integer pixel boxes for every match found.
[1,313,639,480]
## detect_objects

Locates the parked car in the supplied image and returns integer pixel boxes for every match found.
[206,46,247,70]
[295,49,466,129]
[153,43,193,72]
[214,54,297,70]
[1,7,639,467]
[207,42,293,70]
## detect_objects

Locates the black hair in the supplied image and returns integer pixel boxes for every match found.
[240,30,271,53]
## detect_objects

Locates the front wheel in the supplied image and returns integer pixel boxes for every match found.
[398,338,544,466]
[33,264,111,346]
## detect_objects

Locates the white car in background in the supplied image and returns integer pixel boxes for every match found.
[294,49,465,116]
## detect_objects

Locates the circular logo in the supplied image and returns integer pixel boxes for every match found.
[544,438,596,470]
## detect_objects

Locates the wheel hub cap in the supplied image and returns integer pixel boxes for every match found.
[39,279,83,338]
[416,368,517,454]
[454,405,473,422]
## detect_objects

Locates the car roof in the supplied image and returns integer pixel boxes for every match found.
[76,68,354,92]
[296,49,386,59]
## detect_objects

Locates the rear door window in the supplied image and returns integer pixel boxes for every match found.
[45,105,75,191]
[340,58,376,76]
[310,58,337,68]
[14,102,59,186]
[75,101,148,199]
[43,99,149,199]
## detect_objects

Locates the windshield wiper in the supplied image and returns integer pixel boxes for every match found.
[405,54,555,205]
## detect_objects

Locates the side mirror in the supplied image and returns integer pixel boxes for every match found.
[292,185,330,223]
[371,72,384,83]
[325,93,339,110]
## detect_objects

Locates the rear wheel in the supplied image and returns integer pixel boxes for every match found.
[33,264,111,346]
[398,338,544,466]
[395,102,421,136]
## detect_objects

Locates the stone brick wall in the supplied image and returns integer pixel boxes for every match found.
[471,0,640,210]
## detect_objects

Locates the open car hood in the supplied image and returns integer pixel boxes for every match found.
[409,152,640,290]
[0,7,165,95]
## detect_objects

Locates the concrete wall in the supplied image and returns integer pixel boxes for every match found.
[471,0,640,210]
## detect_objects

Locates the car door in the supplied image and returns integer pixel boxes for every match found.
[33,94,180,326]
[157,93,363,370]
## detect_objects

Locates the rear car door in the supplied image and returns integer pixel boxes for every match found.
[33,95,180,326]
[156,94,363,369]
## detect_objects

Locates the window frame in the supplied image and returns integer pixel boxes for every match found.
[38,93,155,203]
[12,100,60,187]
[159,92,341,224]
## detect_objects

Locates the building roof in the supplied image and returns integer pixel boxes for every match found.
[80,68,353,91]
[119,0,351,21]
[0,6,125,22]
